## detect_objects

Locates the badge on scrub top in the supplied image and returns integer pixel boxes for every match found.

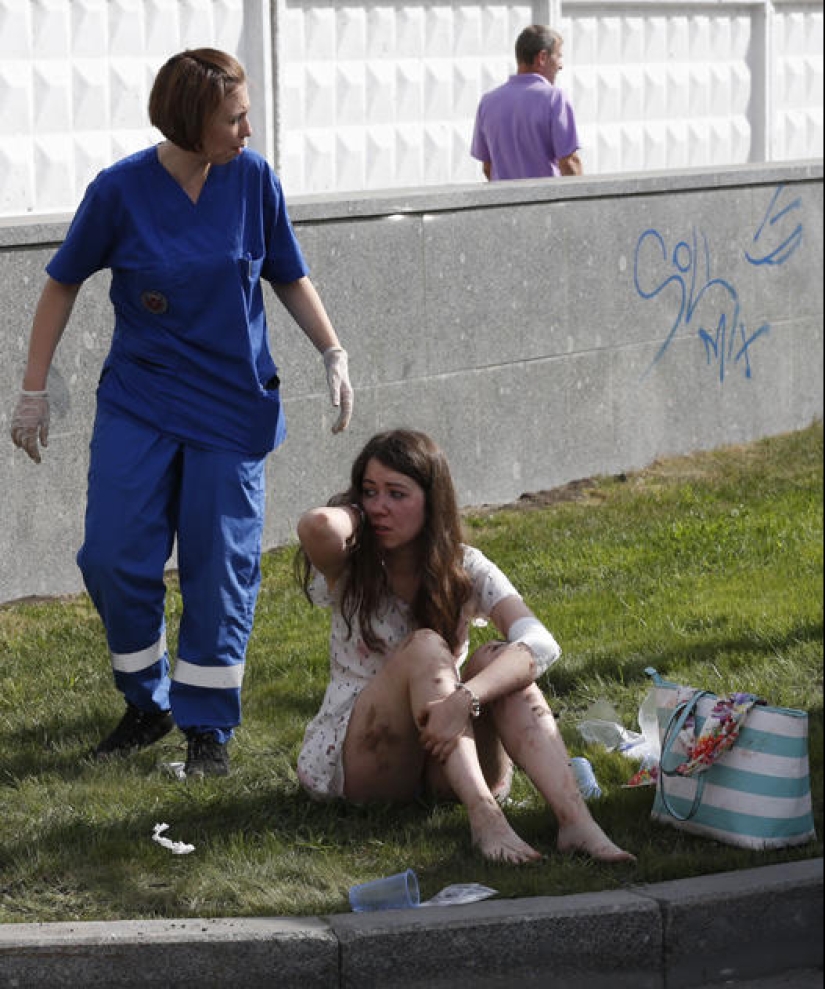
[141,290,168,314]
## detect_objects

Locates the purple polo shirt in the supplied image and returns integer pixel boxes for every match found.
[471,73,580,180]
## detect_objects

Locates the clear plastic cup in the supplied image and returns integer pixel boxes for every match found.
[348,869,420,912]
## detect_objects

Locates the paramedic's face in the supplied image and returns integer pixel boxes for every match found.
[201,84,251,163]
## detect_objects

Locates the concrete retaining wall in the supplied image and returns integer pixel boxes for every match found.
[1,161,822,604]
[0,859,821,988]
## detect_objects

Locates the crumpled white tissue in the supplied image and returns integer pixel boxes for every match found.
[152,822,195,855]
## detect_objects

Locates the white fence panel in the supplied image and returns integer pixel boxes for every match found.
[0,0,821,215]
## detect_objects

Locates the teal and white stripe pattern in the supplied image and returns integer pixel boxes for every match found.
[648,670,816,850]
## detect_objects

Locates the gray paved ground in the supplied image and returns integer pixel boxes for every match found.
[693,972,822,988]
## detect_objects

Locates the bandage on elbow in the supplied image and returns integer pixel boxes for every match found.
[507,617,561,677]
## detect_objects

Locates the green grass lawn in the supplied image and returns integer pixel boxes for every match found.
[1,423,821,922]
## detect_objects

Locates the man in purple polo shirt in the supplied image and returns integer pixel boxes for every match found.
[471,25,582,181]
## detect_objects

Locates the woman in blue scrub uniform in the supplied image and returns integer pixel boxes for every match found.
[10,49,354,778]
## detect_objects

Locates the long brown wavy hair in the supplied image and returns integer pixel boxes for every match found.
[296,429,472,653]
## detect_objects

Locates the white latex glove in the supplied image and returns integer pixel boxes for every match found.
[322,346,354,433]
[10,390,50,464]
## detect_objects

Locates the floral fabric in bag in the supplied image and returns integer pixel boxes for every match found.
[647,668,816,850]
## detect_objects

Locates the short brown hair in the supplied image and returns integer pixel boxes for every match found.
[515,25,562,66]
[148,48,246,152]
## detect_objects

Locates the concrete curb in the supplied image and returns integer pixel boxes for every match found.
[0,858,821,988]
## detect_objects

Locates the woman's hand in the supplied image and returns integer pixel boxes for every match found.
[417,688,473,763]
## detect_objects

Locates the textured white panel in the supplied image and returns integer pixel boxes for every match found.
[396,59,423,122]
[423,59,452,119]
[731,63,750,114]
[281,5,306,60]
[365,124,394,186]
[281,63,307,131]
[70,1,108,56]
[396,7,425,57]
[569,67,596,122]
[336,127,366,190]
[108,0,146,56]
[34,134,74,210]
[110,127,156,162]
[620,122,644,172]
[31,0,70,58]
[0,0,32,58]
[366,6,396,59]
[73,132,113,192]
[143,0,182,57]
[0,61,32,134]
[280,129,304,191]
[688,64,710,118]
[665,119,689,169]
[304,62,335,128]
[336,62,366,126]
[687,120,711,167]
[110,59,146,129]
[481,58,510,91]
[0,141,33,214]
[303,127,336,192]
[422,122,452,183]
[595,66,620,124]
[72,59,108,131]
[618,65,643,121]
[730,15,750,61]
[305,7,337,61]
[424,8,454,58]
[732,115,751,161]
[337,7,366,61]
[32,59,70,130]
[451,124,478,183]
[595,16,621,64]
[644,121,668,170]
[668,16,689,61]
[454,58,482,117]
[454,6,482,57]
[365,60,396,125]
[395,122,423,186]
[643,65,668,120]
[645,17,667,63]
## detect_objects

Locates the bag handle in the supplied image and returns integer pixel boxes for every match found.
[658,690,714,821]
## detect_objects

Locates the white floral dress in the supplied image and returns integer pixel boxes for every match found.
[296,545,522,799]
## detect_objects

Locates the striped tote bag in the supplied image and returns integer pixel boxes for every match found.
[647,668,816,850]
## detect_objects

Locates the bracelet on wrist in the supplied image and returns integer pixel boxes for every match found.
[455,682,481,718]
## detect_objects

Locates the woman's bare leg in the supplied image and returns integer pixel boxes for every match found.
[343,630,540,863]
[466,645,635,863]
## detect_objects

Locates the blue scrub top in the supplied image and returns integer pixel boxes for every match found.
[47,146,309,455]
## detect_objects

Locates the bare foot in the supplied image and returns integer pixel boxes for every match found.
[557,819,636,863]
[467,797,542,864]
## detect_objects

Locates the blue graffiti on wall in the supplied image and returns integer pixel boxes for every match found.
[634,184,803,381]
[745,184,803,267]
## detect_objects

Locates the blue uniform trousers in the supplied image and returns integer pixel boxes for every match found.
[77,407,267,743]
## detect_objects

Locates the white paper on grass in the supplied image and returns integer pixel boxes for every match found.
[152,822,195,855]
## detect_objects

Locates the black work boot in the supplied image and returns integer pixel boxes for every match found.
[185,731,229,778]
[94,703,174,757]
